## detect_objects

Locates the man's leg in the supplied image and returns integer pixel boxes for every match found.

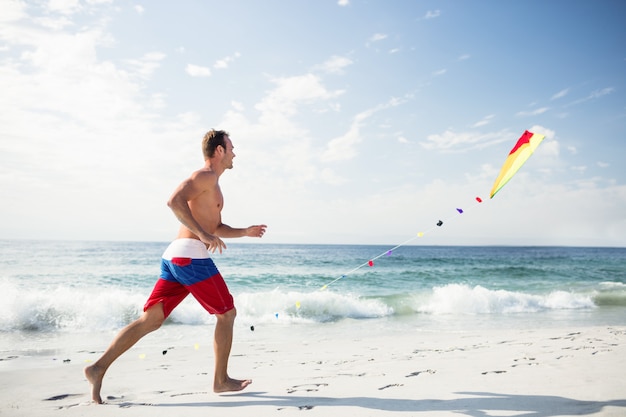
[84,303,165,403]
[212,307,252,392]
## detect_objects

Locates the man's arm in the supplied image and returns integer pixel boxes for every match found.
[215,223,267,239]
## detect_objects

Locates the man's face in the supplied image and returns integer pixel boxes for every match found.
[222,136,235,169]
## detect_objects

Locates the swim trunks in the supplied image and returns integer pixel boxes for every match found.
[144,238,234,318]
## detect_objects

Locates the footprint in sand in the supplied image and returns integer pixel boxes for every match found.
[44,393,82,401]
[378,383,404,390]
[278,405,316,411]
[405,369,436,378]
[170,391,208,397]
[287,383,328,394]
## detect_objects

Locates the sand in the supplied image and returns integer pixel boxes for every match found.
[1,320,625,417]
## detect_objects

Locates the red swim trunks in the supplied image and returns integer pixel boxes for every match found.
[144,256,234,318]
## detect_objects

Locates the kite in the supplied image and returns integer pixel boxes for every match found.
[317,129,546,291]
[490,130,545,198]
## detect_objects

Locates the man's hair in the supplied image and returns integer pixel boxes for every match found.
[202,129,229,159]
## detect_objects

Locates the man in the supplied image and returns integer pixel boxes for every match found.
[84,129,267,404]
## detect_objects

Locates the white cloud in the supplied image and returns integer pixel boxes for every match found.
[322,96,406,162]
[516,107,549,117]
[0,0,28,22]
[0,3,201,241]
[551,88,569,100]
[567,87,614,106]
[134,5,145,14]
[256,74,344,120]
[424,10,441,19]
[33,14,75,30]
[215,71,349,192]
[420,129,510,152]
[320,167,347,185]
[432,68,447,76]
[321,121,361,162]
[590,87,614,99]
[316,55,353,74]
[0,15,147,132]
[48,0,82,15]
[338,0,349,6]
[369,33,387,42]
[214,52,241,69]
[472,114,495,128]
[185,63,211,77]
[536,137,560,161]
[231,100,245,112]
[126,51,166,79]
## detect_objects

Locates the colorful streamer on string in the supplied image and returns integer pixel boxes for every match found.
[319,196,484,290]
[319,130,545,291]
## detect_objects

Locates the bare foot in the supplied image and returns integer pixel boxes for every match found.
[84,364,105,404]
[214,377,252,393]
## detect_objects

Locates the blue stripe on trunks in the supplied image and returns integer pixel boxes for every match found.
[160,258,220,286]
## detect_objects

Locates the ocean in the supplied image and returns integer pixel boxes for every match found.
[1,240,625,356]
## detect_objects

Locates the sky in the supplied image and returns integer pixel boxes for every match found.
[1,0,625,247]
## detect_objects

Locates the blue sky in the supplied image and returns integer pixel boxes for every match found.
[1,0,625,247]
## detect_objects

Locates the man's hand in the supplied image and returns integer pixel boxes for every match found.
[246,225,267,238]
[201,233,227,254]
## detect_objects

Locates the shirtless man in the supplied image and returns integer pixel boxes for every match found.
[84,129,267,404]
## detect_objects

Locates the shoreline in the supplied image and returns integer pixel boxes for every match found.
[1,321,625,416]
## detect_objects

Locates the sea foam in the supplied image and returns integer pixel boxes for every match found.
[0,278,144,332]
[0,279,608,333]
[417,283,596,315]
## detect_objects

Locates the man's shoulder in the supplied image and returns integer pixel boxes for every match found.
[189,167,218,185]
[191,166,217,177]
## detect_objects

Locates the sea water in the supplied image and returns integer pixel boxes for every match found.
[1,240,625,355]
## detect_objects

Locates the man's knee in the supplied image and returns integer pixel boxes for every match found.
[217,307,237,323]
[142,304,166,331]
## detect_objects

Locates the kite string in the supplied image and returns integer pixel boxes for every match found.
[318,130,544,292]
[320,196,485,290]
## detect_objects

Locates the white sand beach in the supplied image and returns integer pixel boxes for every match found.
[1,321,625,417]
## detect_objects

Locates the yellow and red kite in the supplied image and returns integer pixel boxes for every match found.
[490,130,545,198]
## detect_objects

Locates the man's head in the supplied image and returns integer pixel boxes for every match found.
[202,129,230,159]
[202,129,235,170]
